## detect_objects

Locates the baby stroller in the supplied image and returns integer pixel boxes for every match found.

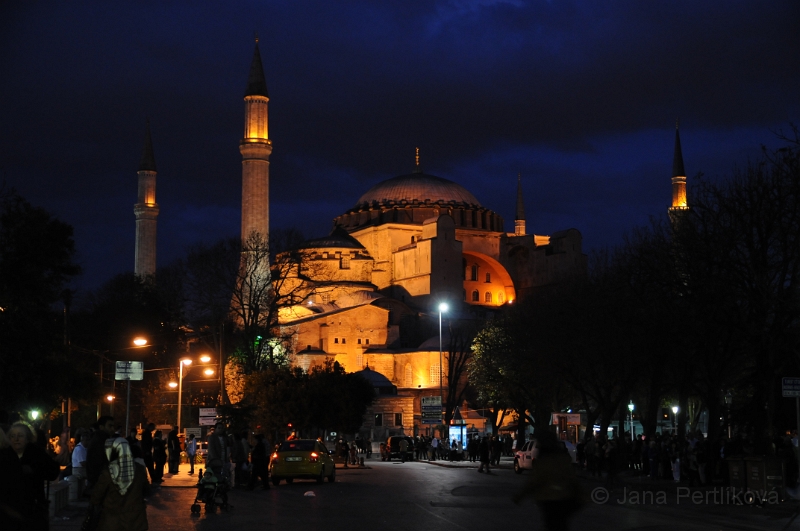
[191,468,231,513]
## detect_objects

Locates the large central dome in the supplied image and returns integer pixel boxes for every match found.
[355,172,481,209]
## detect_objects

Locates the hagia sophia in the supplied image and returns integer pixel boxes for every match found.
[133,41,687,440]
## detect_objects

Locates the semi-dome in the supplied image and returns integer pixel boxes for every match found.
[355,172,481,209]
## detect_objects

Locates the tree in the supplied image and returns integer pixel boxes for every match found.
[0,188,85,411]
[443,317,480,425]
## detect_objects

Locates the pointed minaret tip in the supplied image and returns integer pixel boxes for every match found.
[515,173,525,221]
[139,119,157,172]
[245,36,269,98]
[672,121,686,178]
[413,147,422,173]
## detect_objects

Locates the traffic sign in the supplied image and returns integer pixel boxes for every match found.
[199,408,218,417]
[421,396,442,424]
[783,377,800,397]
[115,361,144,381]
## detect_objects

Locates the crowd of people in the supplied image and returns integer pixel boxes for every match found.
[573,429,800,488]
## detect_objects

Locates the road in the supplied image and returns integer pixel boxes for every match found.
[53,459,799,531]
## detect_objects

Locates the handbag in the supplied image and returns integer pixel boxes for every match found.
[81,503,101,531]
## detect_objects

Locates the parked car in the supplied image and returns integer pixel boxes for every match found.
[513,439,538,473]
[384,436,415,461]
[269,439,336,485]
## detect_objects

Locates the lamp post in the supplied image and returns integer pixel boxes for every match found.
[672,406,679,435]
[724,391,733,439]
[438,302,448,438]
[177,359,192,432]
[628,401,634,437]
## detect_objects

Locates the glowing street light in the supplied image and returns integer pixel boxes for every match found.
[628,401,634,436]
[672,405,679,434]
[438,302,449,436]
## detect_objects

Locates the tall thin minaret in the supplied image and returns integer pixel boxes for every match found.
[134,121,159,277]
[514,173,526,236]
[240,37,271,245]
[669,121,688,212]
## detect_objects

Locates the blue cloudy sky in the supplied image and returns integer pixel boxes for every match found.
[1,0,798,291]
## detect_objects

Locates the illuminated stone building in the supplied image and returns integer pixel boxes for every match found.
[276,149,587,438]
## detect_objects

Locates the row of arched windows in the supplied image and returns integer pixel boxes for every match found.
[463,290,505,304]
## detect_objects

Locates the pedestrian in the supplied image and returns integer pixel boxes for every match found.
[341,438,350,468]
[71,429,91,496]
[399,437,408,463]
[206,422,229,480]
[513,430,584,531]
[89,436,150,531]
[86,416,117,490]
[430,435,439,461]
[349,439,358,465]
[478,436,492,474]
[140,423,155,483]
[247,434,271,490]
[152,430,166,484]
[167,426,180,474]
[185,433,197,475]
[0,421,61,531]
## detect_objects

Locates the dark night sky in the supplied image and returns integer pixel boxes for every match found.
[1,1,798,293]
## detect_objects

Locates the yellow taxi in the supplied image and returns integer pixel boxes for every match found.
[269,439,336,485]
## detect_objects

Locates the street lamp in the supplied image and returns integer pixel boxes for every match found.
[724,391,733,439]
[672,406,679,434]
[628,401,634,436]
[177,359,192,432]
[438,302,448,439]
[173,356,216,433]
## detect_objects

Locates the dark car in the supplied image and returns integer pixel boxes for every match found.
[384,436,415,461]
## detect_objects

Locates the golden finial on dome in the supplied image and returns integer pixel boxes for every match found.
[414,147,422,173]
[254,31,259,44]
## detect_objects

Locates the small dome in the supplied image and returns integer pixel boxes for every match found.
[335,290,384,308]
[355,366,394,388]
[355,173,481,209]
[417,332,451,351]
[298,226,366,250]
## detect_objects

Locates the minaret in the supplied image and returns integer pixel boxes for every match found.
[514,173,526,236]
[133,121,159,277]
[669,121,688,212]
[240,37,271,245]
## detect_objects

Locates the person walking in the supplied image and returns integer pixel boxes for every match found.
[140,423,154,483]
[206,423,229,480]
[513,430,584,531]
[185,433,197,475]
[478,436,492,474]
[152,430,166,484]
[167,426,180,474]
[399,437,408,463]
[0,421,61,531]
[90,437,150,531]
[430,436,439,461]
[247,434,271,490]
[71,429,91,496]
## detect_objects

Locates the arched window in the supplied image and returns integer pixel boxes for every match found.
[357,353,363,368]
[498,292,505,303]
[485,272,491,283]
[340,256,350,269]
[404,364,412,387]
[471,290,479,301]
[485,292,492,303]
[471,264,478,281]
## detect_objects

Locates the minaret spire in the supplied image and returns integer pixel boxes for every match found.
[413,147,422,174]
[514,173,526,236]
[240,36,272,245]
[669,120,688,213]
[134,120,159,277]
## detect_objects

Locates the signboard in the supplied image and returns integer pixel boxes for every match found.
[199,417,217,426]
[783,377,800,397]
[199,408,218,417]
[421,396,442,425]
[184,427,202,440]
[115,361,144,381]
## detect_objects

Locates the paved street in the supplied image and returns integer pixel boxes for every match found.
[51,457,799,531]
